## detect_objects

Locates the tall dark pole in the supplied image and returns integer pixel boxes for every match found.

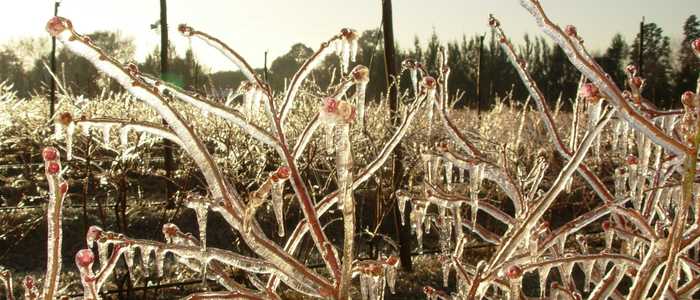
[49,1,60,119]
[160,0,176,209]
[263,50,268,82]
[382,0,412,272]
[638,17,645,77]
[477,35,484,115]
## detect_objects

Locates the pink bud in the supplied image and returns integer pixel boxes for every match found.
[276,166,290,179]
[682,91,696,108]
[46,161,61,175]
[59,182,69,195]
[423,286,436,295]
[580,83,599,100]
[626,154,638,165]
[565,25,578,37]
[323,97,338,113]
[601,220,612,231]
[401,59,417,70]
[693,38,700,54]
[23,275,35,289]
[506,265,523,279]
[625,64,637,75]
[488,16,500,28]
[385,256,399,266]
[178,24,193,36]
[351,65,370,83]
[43,147,59,161]
[340,28,358,40]
[421,76,437,90]
[46,17,72,37]
[86,225,103,243]
[75,249,95,268]
[629,76,643,89]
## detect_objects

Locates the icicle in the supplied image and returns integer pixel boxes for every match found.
[356,82,368,128]
[561,254,575,284]
[538,266,550,298]
[470,165,483,226]
[124,246,135,278]
[325,123,335,155]
[385,258,398,294]
[66,122,75,160]
[411,201,427,253]
[360,272,370,300]
[580,260,595,292]
[81,122,91,136]
[445,160,454,191]
[614,167,627,201]
[54,122,63,139]
[439,255,452,287]
[102,125,111,145]
[396,190,410,226]
[437,216,452,256]
[155,249,165,278]
[410,68,418,96]
[271,180,285,237]
[587,99,602,140]
[97,241,109,270]
[425,215,433,233]
[120,127,129,148]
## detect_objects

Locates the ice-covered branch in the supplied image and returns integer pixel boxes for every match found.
[139,74,280,148]
[519,0,690,157]
[0,267,13,300]
[40,147,66,300]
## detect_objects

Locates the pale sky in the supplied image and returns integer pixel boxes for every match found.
[0,1,696,72]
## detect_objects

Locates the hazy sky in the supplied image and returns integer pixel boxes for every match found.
[0,1,696,72]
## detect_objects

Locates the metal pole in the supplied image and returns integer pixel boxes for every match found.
[382,0,413,272]
[49,1,60,119]
[160,0,176,209]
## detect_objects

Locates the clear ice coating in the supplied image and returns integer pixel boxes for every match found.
[271,180,286,236]
[395,190,410,225]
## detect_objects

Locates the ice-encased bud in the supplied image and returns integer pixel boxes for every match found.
[162,223,180,243]
[352,65,370,84]
[178,24,194,37]
[320,97,356,124]
[579,83,600,102]
[506,265,523,279]
[625,64,637,76]
[564,25,578,37]
[43,147,59,161]
[46,161,61,175]
[56,112,73,126]
[692,38,700,56]
[421,76,437,91]
[401,59,417,70]
[681,91,696,109]
[86,225,103,247]
[75,249,95,268]
[629,76,644,89]
[46,17,73,37]
[488,15,500,28]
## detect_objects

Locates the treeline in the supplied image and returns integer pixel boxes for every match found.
[1,15,698,109]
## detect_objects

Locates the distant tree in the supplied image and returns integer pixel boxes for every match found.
[630,22,673,107]
[269,43,314,92]
[0,49,30,96]
[596,34,629,87]
[546,45,580,103]
[675,15,700,95]
[140,47,208,94]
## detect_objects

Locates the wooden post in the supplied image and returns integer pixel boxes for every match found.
[160,0,176,209]
[49,1,60,119]
[382,0,413,272]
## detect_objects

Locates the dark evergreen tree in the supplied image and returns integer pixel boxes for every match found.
[630,22,673,107]
[675,15,700,95]
[596,34,629,87]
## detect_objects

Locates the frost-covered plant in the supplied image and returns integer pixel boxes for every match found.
[401,2,700,298]
[16,13,425,300]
